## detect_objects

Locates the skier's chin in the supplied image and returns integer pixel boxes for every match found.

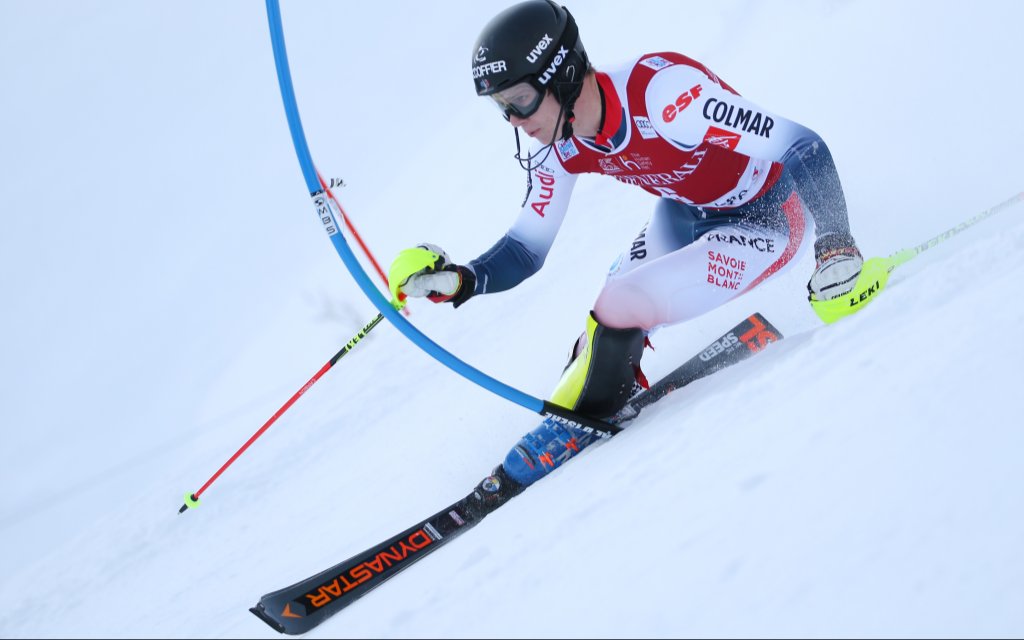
[523,126,556,145]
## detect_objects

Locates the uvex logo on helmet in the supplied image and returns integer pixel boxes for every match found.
[537,46,570,85]
[526,34,553,63]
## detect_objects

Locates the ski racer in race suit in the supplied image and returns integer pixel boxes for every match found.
[389,0,863,493]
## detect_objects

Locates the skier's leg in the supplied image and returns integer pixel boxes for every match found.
[498,178,812,489]
[549,312,647,418]
[496,202,709,487]
[499,311,644,486]
[594,189,812,330]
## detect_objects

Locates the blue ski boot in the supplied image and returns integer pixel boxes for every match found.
[501,417,602,486]
[502,311,646,487]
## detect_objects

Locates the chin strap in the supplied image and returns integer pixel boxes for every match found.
[560,98,578,140]
[560,109,575,140]
[557,72,584,141]
[515,93,580,207]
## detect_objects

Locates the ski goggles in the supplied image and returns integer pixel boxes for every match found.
[487,81,545,120]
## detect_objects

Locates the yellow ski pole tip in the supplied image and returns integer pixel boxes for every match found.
[178,492,201,514]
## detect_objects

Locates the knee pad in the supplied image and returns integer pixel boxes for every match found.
[549,312,645,418]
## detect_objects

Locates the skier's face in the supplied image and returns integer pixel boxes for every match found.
[508,91,563,144]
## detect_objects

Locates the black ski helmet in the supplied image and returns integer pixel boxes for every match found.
[472,0,589,111]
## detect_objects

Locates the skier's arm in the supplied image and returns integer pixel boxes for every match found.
[391,154,577,307]
[467,156,578,295]
[649,64,853,245]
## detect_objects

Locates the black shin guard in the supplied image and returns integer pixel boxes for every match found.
[550,312,645,418]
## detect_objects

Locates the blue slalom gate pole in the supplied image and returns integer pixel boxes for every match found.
[264,0,618,437]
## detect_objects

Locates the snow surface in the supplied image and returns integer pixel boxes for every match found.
[2,1,1023,637]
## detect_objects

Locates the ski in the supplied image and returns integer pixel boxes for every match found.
[615,312,782,423]
[250,313,782,635]
[249,490,495,635]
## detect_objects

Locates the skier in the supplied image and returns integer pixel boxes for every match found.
[388,0,862,503]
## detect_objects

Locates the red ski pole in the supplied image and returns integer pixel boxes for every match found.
[316,170,410,315]
[179,313,385,513]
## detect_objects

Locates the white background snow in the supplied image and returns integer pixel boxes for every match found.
[1,1,1022,637]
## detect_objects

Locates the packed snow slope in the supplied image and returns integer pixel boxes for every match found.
[1,1,1022,637]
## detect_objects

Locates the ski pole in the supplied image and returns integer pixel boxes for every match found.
[884,191,1024,269]
[316,169,410,316]
[812,191,1024,323]
[179,313,385,513]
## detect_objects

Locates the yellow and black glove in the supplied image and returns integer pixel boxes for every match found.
[389,243,476,308]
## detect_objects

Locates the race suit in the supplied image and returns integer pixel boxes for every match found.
[466,52,852,331]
